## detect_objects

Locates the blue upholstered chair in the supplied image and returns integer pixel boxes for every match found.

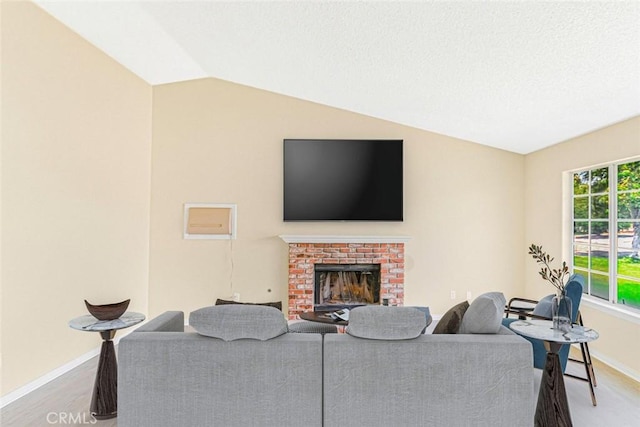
[410,306,433,332]
[503,274,597,405]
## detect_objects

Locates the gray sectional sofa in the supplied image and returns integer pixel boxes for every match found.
[118,304,534,427]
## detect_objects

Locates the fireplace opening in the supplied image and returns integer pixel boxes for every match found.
[314,264,381,311]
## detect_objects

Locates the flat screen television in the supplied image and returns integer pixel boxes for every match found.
[283,139,403,221]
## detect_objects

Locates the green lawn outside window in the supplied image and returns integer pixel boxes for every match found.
[571,159,640,312]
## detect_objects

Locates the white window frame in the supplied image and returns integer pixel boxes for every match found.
[566,156,640,322]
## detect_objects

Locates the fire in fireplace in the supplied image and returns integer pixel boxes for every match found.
[314,264,381,311]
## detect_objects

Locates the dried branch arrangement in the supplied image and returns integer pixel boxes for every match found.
[528,244,570,293]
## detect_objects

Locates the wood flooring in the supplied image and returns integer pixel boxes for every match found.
[1,354,115,427]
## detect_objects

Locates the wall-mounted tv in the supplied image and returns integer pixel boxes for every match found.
[283,139,403,221]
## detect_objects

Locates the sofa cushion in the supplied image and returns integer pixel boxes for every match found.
[459,292,506,334]
[215,298,282,311]
[346,306,427,340]
[189,305,288,341]
[432,300,469,334]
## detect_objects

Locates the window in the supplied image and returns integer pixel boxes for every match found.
[571,158,640,311]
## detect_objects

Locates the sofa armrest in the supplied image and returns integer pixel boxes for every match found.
[135,311,184,332]
[496,324,516,335]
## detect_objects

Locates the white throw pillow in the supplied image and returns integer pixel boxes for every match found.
[458,292,506,334]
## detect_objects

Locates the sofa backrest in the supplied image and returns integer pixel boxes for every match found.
[323,332,533,427]
[118,310,323,427]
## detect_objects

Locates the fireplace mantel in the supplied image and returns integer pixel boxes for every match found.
[278,235,411,244]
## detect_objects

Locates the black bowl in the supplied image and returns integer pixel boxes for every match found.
[84,299,130,321]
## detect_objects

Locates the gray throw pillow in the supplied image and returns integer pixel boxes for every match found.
[458,292,506,334]
[432,301,469,334]
[346,306,427,340]
[190,305,288,341]
[532,294,554,319]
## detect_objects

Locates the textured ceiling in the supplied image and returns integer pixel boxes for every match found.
[34,0,640,154]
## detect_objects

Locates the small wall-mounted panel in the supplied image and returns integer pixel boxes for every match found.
[184,203,237,239]
[187,208,230,235]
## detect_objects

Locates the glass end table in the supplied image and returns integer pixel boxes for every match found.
[510,319,598,427]
[69,311,145,420]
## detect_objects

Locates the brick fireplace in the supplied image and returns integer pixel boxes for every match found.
[280,236,409,320]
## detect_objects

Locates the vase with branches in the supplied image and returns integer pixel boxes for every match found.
[528,244,572,331]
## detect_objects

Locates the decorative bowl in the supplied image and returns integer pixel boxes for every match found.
[84,299,130,321]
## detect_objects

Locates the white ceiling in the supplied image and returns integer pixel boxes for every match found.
[34,0,640,154]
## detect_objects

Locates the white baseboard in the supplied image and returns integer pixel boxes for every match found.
[0,326,140,408]
[0,346,100,408]
[590,350,640,384]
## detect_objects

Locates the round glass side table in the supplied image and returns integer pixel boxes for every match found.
[69,311,145,420]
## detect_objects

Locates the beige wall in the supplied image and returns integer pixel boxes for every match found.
[524,116,640,378]
[1,1,152,395]
[149,78,525,318]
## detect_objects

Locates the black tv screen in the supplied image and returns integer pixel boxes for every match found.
[283,139,403,221]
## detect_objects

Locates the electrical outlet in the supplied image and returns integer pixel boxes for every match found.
[466,291,472,300]
[450,290,456,300]
[232,293,240,302]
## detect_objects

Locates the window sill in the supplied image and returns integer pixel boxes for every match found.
[581,296,640,325]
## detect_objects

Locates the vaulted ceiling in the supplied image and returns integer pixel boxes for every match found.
[34,0,640,154]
